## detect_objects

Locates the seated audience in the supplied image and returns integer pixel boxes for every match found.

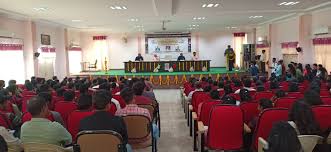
[303,90,323,106]
[0,126,22,151]
[77,94,93,111]
[0,80,5,90]
[221,84,233,100]
[21,96,72,146]
[132,81,155,105]
[266,121,302,152]
[248,98,273,130]
[79,90,129,150]
[116,87,159,141]
[288,100,321,135]
[235,79,256,94]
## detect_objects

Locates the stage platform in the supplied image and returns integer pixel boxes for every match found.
[73,67,247,88]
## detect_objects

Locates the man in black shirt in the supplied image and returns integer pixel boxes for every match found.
[177,53,185,61]
[79,90,128,146]
[135,53,144,61]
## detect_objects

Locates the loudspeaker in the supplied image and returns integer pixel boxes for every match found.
[296,47,302,52]
[34,52,40,58]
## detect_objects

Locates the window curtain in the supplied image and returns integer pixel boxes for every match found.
[0,38,25,85]
[92,36,110,71]
[281,41,298,55]
[233,32,246,68]
[313,37,331,72]
[68,47,82,74]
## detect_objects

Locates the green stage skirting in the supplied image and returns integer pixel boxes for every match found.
[83,67,244,76]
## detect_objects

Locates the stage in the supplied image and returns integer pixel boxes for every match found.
[73,67,247,88]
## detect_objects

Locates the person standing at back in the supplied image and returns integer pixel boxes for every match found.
[260,50,267,73]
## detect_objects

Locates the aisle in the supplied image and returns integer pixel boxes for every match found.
[136,89,192,152]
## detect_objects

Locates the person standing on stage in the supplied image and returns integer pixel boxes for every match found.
[177,53,186,61]
[224,45,236,71]
[192,52,199,61]
[153,54,160,61]
[135,53,144,61]
[260,50,267,73]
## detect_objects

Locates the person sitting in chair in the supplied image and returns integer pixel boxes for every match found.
[177,53,186,61]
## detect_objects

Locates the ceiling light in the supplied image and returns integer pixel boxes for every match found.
[249,16,263,19]
[279,1,300,6]
[202,3,220,8]
[33,7,48,11]
[193,17,206,20]
[207,4,214,7]
[128,18,138,22]
[109,6,128,10]
[71,20,82,22]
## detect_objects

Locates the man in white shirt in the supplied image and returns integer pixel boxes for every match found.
[192,52,199,61]
[153,54,160,61]
[186,82,203,102]
[260,50,267,73]
[270,58,277,74]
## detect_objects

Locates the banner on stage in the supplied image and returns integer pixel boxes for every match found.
[146,37,191,55]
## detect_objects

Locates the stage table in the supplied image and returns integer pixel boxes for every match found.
[124,60,210,73]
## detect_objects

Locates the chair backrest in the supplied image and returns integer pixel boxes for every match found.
[192,92,211,112]
[252,108,289,150]
[137,104,155,119]
[76,130,124,152]
[22,95,35,113]
[67,110,94,141]
[287,92,304,99]
[320,90,331,97]
[298,135,323,152]
[22,91,36,96]
[198,101,220,125]
[254,91,274,101]
[240,102,260,124]
[274,97,297,109]
[321,97,331,105]
[312,105,331,132]
[54,101,78,125]
[112,95,126,108]
[207,105,243,150]
[122,115,151,141]
[23,142,67,152]
[0,112,12,129]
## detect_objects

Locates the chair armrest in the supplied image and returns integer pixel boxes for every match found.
[197,121,206,133]
[192,112,198,120]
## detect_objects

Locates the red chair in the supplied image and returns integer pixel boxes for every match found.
[108,103,117,115]
[16,84,26,90]
[274,97,297,109]
[312,105,331,132]
[254,91,274,101]
[112,95,126,108]
[240,102,259,124]
[320,90,331,97]
[22,112,57,124]
[54,101,78,125]
[192,92,210,112]
[22,95,35,113]
[287,92,303,98]
[111,87,120,95]
[203,105,244,151]
[219,90,225,97]
[252,108,288,150]
[67,110,94,141]
[249,91,257,99]
[0,112,12,129]
[198,101,220,125]
[321,97,331,105]
[22,91,36,96]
